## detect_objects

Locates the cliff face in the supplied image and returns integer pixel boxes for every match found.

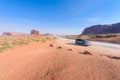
[82,23,120,35]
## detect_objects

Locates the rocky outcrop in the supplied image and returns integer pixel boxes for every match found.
[82,23,120,35]
[31,30,39,35]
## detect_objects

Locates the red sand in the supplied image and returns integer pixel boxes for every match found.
[0,40,120,80]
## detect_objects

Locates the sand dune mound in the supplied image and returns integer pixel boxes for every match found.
[0,41,120,80]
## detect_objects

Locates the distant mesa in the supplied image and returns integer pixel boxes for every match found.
[2,32,12,36]
[2,32,27,36]
[42,33,53,36]
[31,30,39,35]
[82,22,120,35]
[1,30,40,36]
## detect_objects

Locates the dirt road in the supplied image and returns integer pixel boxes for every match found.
[59,38,120,49]
[60,38,120,56]
[0,40,120,80]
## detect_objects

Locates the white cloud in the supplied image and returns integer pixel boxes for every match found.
[88,17,100,22]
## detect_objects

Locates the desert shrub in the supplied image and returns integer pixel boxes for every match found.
[40,38,47,43]
[27,36,40,42]
[33,38,40,42]
[0,41,13,52]
[12,39,29,46]
[46,37,51,40]
[1,41,9,46]
[53,37,57,39]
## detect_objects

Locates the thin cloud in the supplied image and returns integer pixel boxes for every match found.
[88,18,100,22]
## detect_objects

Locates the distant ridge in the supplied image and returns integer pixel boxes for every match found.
[2,32,28,36]
[82,22,120,35]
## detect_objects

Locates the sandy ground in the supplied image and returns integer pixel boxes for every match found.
[0,40,120,80]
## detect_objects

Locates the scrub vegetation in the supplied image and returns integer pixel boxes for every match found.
[0,35,57,52]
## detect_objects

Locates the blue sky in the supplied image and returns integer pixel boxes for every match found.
[0,0,120,35]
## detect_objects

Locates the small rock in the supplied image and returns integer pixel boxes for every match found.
[68,49,73,51]
[49,44,54,47]
[57,46,62,49]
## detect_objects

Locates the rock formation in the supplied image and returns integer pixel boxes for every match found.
[31,30,39,35]
[82,23,120,35]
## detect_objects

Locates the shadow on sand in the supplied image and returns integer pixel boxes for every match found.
[66,43,76,45]
[105,55,120,60]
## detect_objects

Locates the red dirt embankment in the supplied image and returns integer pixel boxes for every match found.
[0,40,120,80]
